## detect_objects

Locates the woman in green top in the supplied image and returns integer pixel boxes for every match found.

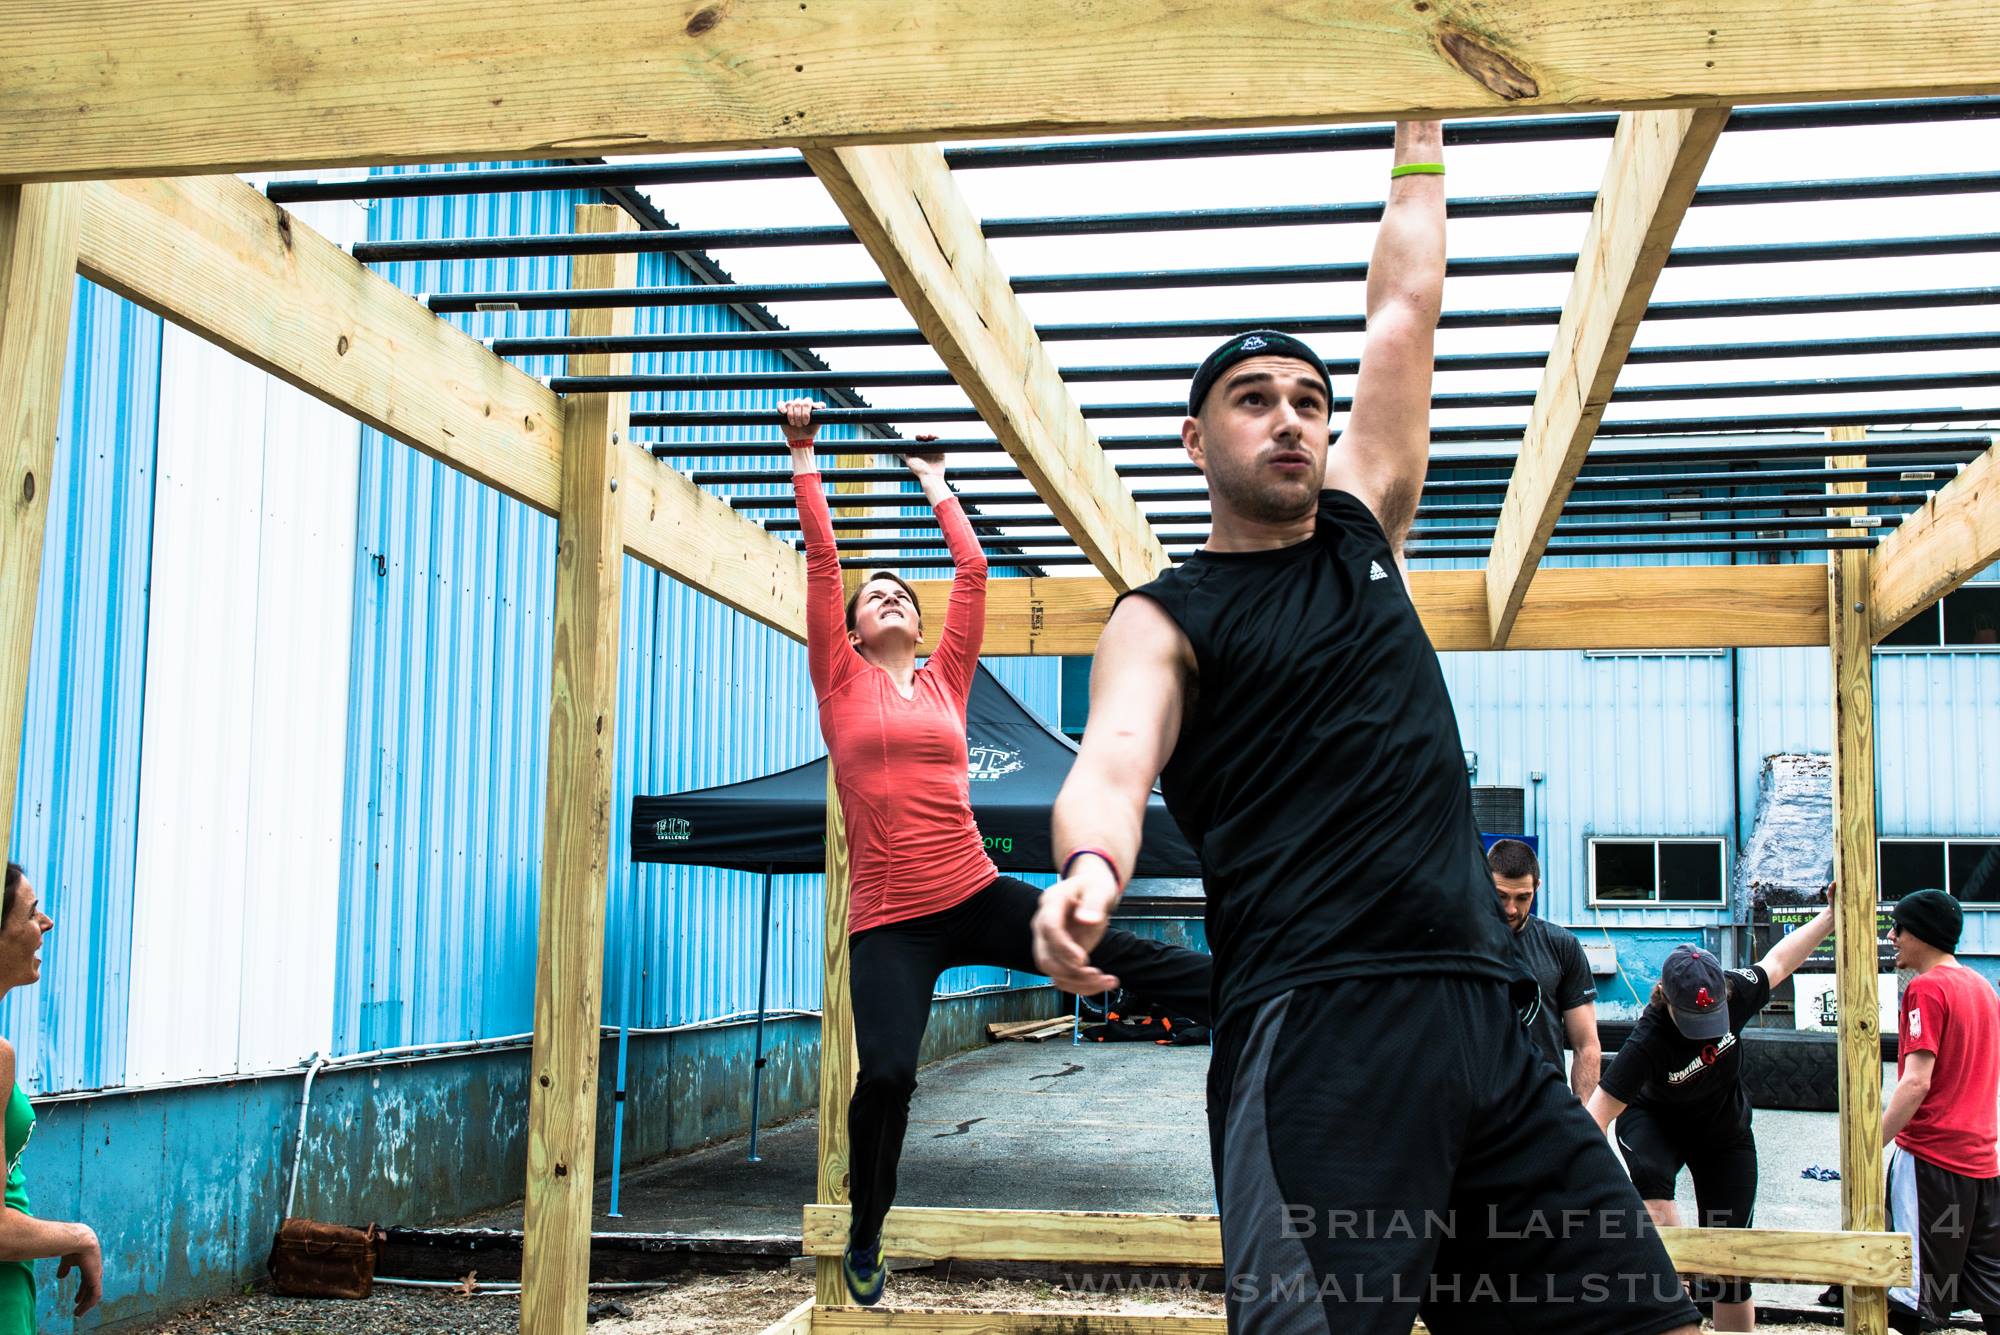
[0,864,101,1328]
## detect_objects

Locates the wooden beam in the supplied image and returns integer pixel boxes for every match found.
[814,1311,1222,1335]
[71,173,806,637]
[816,762,859,1307]
[12,2,2000,182]
[0,185,82,870]
[1828,428,1889,1335]
[1485,107,1727,645]
[806,144,1165,592]
[803,1205,1909,1287]
[521,206,639,1335]
[1869,437,2000,641]
[922,565,1830,657]
[759,1297,816,1335]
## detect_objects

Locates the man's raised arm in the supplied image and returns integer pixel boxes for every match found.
[1325,120,1447,564]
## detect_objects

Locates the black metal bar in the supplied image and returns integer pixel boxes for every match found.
[819,511,1903,553]
[652,429,1992,464]
[711,461,1948,492]
[560,332,2000,394]
[507,287,2000,357]
[744,486,1937,518]
[626,371,2000,427]
[435,232,2000,314]
[356,174,2000,263]
[840,535,1880,567]
[266,99,2000,203]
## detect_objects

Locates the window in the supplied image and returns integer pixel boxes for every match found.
[1879,585,2000,649]
[1879,838,2000,905]
[1059,655,1092,742]
[1589,838,1727,906]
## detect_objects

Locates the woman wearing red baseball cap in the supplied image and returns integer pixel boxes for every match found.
[1586,896,1837,1332]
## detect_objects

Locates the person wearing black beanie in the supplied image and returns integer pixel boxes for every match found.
[1882,889,2000,1334]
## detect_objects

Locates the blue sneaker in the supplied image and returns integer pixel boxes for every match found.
[842,1237,886,1306]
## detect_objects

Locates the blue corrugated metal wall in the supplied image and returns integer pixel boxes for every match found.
[4,279,159,1095]
[334,167,1055,1051]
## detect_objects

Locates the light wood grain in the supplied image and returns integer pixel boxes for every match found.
[72,174,806,637]
[521,206,638,1335]
[1827,428,1889,1335]
[932,565,1829,657]
[1870,438,2000,642]
[0,185,82,881]
[801,1205,1908,1285]
[1486,108,1727,644]
[11,2,2000,181]
[807,144,1165,591]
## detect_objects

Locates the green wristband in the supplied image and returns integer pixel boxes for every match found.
[1390,162,1446,178]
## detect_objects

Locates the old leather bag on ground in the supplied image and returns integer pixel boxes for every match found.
[268,1218,384,1298]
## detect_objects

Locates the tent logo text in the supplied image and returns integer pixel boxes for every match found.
[967,744,1024,782]
[654,817,692,842]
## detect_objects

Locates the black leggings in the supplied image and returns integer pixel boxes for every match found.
[1615,1104,1758,1305]
[844,875,1213,1248]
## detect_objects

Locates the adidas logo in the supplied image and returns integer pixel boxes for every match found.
[1368,560,1390,582]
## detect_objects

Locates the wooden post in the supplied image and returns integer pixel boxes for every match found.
[519,204,639,1335]
[814,452,872,1306]
[1829,425,1888,1335]
[0,184,82,863]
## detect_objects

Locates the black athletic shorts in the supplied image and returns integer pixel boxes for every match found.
[1614,1105,1758,1306]
[1208,974,1700,1335]
[1887,1144,2000,1329]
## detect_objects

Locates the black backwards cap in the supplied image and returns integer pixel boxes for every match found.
[1187,329,1334,418]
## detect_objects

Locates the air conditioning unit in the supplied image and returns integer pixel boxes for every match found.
[1470,785,1527,836]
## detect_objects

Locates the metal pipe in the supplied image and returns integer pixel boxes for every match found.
[838,535,1880,568]
[505,288,2000,357]
[283,1052,327,1221]
[266,98,2000,202]
[759,489,1942,532]
[357,173,2000,263]
[699,461,1952,491]
[816,512,1909,552]
[606,931,636,1219]
[631,372,2000,429]
[435,232,2000,314]
[747,866,775,1165]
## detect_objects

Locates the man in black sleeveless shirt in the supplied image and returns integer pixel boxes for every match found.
[1032,122,1698,1335]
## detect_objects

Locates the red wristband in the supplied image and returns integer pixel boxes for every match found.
[1061,847,1122,891]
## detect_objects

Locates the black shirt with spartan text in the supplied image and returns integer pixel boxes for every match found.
[1599,964,1773,1139]
[1126,489,1519,1026]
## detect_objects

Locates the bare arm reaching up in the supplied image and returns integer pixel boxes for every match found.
[1034,595,1194,994]
[1323,120,1447,566]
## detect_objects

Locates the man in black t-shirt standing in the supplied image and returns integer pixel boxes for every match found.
[1489,839,1602,1101]
[1587,905,1835,1335]
[1031,121,1700,1335]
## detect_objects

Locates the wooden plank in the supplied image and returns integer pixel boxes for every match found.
[760,1296,817,1335]
[71,174,806,637]
[1869,438,2000,642]
[12,2,2000,182]
[1827,429,1890,1335]
[814,1311,1223,1334]
[0,185,82,872]
[1485,108,1727,645]
[521,205,640,1335]
[934,565,1829,657]
[801,1205,1909,1286]
[816,761,859,1307]
[807,145,1164,592]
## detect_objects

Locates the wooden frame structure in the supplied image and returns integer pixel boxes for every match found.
[6,12,2000,1334]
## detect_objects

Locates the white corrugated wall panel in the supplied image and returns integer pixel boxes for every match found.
[126,204,365,1082]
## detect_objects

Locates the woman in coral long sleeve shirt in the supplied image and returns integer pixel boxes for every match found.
[780,401,1211,1306]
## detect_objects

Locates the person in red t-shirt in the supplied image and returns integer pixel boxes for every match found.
[1883,888,2000,1334]
[779,401,1212,1306]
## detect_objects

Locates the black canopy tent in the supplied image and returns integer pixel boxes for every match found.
[629,664,1200,877]
[625,666,1200,1166]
